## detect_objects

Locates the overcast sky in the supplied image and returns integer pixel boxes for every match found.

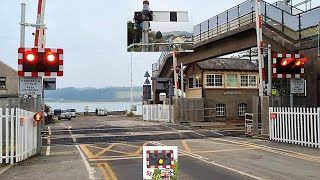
[0,0,319,88]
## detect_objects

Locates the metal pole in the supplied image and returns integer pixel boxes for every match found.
[20,3,26,48]
[36,95,41,155]
[172,52,178,98]
[130,52,133,110]
[180,63,184,98]
[255,0,264,99]
[267,44,272,96]
[318,21,320,56]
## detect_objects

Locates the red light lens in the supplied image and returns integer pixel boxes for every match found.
[25,51,36,62]
[281,60,288,66]
[46,52,56,62]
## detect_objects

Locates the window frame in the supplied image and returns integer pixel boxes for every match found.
[238,103,247,117]
[0,77,6,89]
[226,74,238,87]
[206,74,223,87]
[216,104,226,117]
[189,76,202,89]
[240,74,257,88]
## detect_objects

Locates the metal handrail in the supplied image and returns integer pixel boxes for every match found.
[193,0,320,43]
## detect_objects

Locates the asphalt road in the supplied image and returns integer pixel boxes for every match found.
[1,115,320,180]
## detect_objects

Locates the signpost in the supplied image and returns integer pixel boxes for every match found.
[19,77,42,95]
[290,78,305,94]
[43,78,56,90]
[290,78,305,107]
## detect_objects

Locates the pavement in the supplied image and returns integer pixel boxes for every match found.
[1,115,320,180]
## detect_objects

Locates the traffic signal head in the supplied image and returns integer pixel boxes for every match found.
[18,48,64,77]
[33,113,43,121]
[273,53,309,78]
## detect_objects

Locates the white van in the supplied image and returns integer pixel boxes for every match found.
[98,109,107,116]
[68,109,76,118]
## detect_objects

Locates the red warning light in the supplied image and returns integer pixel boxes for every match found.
[294,58,309,66]
[25,51,36,62]
[280,57,295,66]
[46,52,56,62]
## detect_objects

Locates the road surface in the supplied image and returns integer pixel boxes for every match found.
[1,115,320,180]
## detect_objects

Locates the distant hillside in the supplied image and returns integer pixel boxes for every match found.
[162,31,193,37]
[44,87,142,102]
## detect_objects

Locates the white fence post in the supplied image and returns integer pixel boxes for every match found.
[10,108,14,164]
[317,108,320,149]
[269,107,320,149]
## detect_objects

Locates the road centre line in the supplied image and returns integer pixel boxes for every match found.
[151,141,265,180]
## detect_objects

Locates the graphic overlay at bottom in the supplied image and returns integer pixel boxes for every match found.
[143,146,178,180]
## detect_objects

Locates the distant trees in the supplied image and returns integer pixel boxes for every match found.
[127,21,142,46]
[155,31,163,39]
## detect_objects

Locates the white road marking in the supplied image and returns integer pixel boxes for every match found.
[60,123,68,128]
[164,124,206,137]
[0,164,13,175]
[76,145,96,180]
[46,138,51,156]
[211,131,224,136]
[46,126,51,156]
[151,141,266,180]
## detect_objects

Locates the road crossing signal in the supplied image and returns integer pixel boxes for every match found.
[273,53,309,78]
[33,113,43,121]
[18,48,64,77]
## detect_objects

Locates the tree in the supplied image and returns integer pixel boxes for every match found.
[127,21,142,46]
[155,31,163,39]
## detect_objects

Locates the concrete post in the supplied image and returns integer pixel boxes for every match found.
[252,96,259,135]
[261,96,270,135]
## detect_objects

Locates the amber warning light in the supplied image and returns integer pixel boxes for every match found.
[33,113,43,121]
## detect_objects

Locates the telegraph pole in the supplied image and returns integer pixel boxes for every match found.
[141,0,150,52]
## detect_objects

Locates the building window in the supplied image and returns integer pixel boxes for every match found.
[189,77,194,89]
[206,74,223,87]
[240,75,257,87]
[0,77,5,89]
[238,103,247,116]
[216,104,226,117]
[226,74,238,87]
[189,76,202,89]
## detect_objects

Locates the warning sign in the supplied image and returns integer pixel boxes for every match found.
[290,78,305,94]
[19,77,42,95]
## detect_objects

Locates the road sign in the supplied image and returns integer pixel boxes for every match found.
[290,78,305,94]
[144,71,150,78]
[19,77,42,95]
[271,89,277,96]
[43,78,56,90]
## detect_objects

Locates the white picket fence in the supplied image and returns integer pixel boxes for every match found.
[269,107,320,148]
[143,105,174,123]
[0,108,38,164]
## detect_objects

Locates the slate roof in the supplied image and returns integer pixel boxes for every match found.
[197,58,258,71]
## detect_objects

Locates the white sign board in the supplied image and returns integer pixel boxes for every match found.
[19,77,42,95]
[43,78,56,90]
[290,78,305,94]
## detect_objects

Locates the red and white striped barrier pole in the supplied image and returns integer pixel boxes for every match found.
[34,0,46,48]
[255,0,264,98]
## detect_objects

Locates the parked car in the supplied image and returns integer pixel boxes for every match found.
[68,109,76,118]
[54,109,61,116]
[58,110,72,120]
[97,108,108,116]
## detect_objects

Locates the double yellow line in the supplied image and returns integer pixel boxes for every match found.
[97,163,118,180]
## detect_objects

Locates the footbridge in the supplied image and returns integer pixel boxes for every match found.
[152,0,320,106]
